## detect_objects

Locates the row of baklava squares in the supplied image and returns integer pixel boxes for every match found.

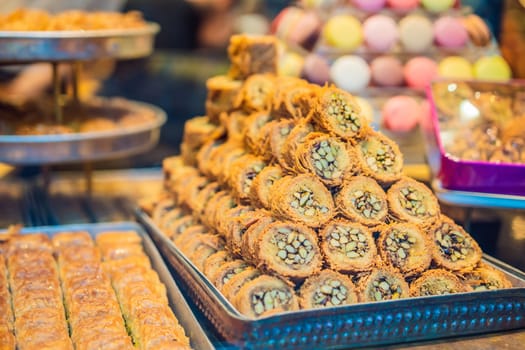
[0,229,190,350]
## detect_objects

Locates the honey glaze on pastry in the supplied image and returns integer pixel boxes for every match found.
[336,176,388,227]
[319,219,377,273]
[460,263,513,291]
[357,267,410,302]
[295,132,355,187]
[410,269,471,297]
[256,221,322,281]
[356,130,403,185]
[377,223,432,277]
[233,275,299,318]
[269,174,335,228]
[314,86,369,142]
[299,270,358,309]
[430,216,482,271]
[387,177,440,227]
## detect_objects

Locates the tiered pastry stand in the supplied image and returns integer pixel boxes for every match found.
[0,23,164,190]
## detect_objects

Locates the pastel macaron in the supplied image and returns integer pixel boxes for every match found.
[371,56,404,86]
[352,0,387,12]
[434,16,468,49]
[323,14,363,51]
[438,56,473,79]
[473,55,512,81]
[272,7,321,50]
[302,53,331,85]
[382,95,421,132]
[387,0,421,11]
[330,55,371,93]
[399,14,434,53]
[421,0,455,13]
[404,56,438,89]
[363,14,399,52]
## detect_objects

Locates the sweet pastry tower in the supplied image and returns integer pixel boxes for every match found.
[154,35,511,318]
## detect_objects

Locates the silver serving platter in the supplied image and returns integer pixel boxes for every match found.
[0,23,159,63]
[0,100,166,165]
[0,221,214,350]
[136,209,525,349]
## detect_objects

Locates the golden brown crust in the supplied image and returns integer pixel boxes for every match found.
[227,154,267,203]
[241,215,276,263]
[227,35,278,80]
[202,250,234,280]
[459,263,513,291]
[409,269,471,297]
[299,270,358,309]
[281,122,315,171]
[183,234,225,271]
[243,112,274,155]
[221,268,262,303]
[248,165,283,209]
[211,260,251,292]
[269,119,297,168]
[205,75,243,122]
[357,266,410,302]
[233,74,276,112]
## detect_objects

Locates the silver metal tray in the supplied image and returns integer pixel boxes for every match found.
[137,209,525,349]
[0,23,159,63]
[1,221,214,350]
[0,100,166,165]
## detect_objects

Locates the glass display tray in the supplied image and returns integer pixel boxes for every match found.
[0,221,214,350]
[0,99,166,165]
[0,23,159,63]
[137,208,525,350]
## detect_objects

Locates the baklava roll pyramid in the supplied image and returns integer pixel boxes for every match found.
[151,34,511,318]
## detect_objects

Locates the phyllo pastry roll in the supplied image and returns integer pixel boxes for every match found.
[219,111,248,144]
[207,141,242,180]
[410,269,471,297]
[295,133,355,187]
[179,175,210,211]
[248,165,283,209]
[222,268,262,303]
[244,111,273,155]
[210,194,238,236]
[377,223,432,277]
[183,234,225,271]
[192,181,221,220]
[227,154,266,203]
[357,267,410,302]
[299,270,358,309]
[281,122,315,171]
[356,131,403,185]
[217,145,248,186]
[152,197,177,224]
[97,231,144,261]
[227,35,278,80]
[182,116,222,152]
[233,275,299,318]
[269,119,297,168]
[335,176,388,227]
[241,215,276,263]
[203,250,234,280]
[201,190,230,228]
[319,219,377,273]
[256,221,322,281]
[313,86,369,142]
[196,139,224,179]
[7,234,73,350]
[233,73,276,112]
[269,174,335,228]
[460,263,512,291]
[210,259,251,292]
[272,77,312,120]
[429,216,482,271]
[0,255,15,350]
[159,208,185,237]
[227,209,266,256]
[173,225,209,248]
[217,205,255,240]
[387,177,440,227]
[205,75,242,122]
[166,215,197,241]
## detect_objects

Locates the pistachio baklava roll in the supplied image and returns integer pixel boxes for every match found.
[256,221,323,281]
[357,267,410,302]
[217,145,248,187]
[269,119,297,168]
[233,73,276,112]
[7,234,73,350]
[377,223,432,277]
[228,154,267,203]
[244,111,273,155]
[356,130,404,185]
[269,174,335,228]
[248,165,283,209]
[178,175,210,211]
[295,133,355,187]
[201,190,230,229]
[210,193,238,234]
[410,269,471,297]
[151,196,176,223]
[387,177,440,227]
[210,259,251,292]
[197,138,224,178]
[272,77,312,120]
[207,141,244,181]
[192,181,221,220]
[233,275,299,318]
[429,216,482,271]
[205,75,242,122]
[219,111,248,144]
[217,205,256,239]
[0,252,15,349]
[203,250,235,280]
[182,115,222,151]
[299,270,359,309]
[241,215,276,263]
[313,86,369,142]
[281,122,315,171]
[173,225,209,248]
[222,268,262,303]
[320,219,377,273]
[227,209,267,256]
[460,263,512,291]
[185,234,226,271]
[157,207,183,234]
[167,215,197,242]
[335,176,388,227]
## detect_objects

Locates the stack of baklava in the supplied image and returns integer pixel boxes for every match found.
[144,35,512,318]
[0,230,191,349]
